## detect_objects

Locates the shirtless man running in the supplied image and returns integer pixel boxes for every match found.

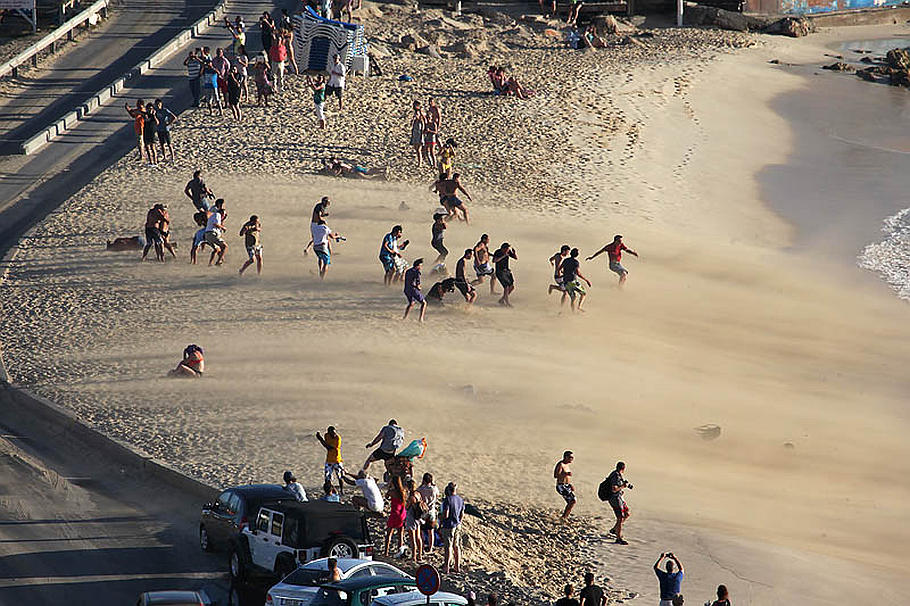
[554,450,576,520]
[454,249,477,303]
[548,245,571,306]
[432,173,473,224]
[473,234,496,294]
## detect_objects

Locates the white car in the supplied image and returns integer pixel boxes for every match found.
[266,558,411,606]
[374,591,468,606]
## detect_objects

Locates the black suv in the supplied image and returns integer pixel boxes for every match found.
[229,500,373,584]
[199,484,292,552]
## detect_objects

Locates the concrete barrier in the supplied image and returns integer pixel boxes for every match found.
[19,0,228,155]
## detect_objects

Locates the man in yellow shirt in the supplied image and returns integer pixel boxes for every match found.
[317,426,345,494]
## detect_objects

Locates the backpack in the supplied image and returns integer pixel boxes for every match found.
[597,477,611,501]
[391,425,405,451]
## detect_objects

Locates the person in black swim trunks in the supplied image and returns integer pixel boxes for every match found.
[432,173,473,224]
[548,245,571,307]
[492,242,518,307]
[454,249,477,304]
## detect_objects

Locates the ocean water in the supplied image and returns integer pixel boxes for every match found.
[859,208,910,300]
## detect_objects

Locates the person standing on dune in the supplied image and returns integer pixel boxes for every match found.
[605,461,632,544]
[587,235,638,286]
[316,426,344,494]
[554,450,576,519]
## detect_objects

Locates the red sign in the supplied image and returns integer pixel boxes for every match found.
[415,564,440,596]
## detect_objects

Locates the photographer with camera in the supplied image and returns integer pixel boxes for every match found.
[606,461,632,545]
[654,552,684,606]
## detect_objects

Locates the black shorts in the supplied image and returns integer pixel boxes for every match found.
[157,130,171,145]
[143,130,156,145]
[454,279,473,297]
[326,85,343,99]
[370,447,394,461]
[145,226,162,244]
[496,269,514,288]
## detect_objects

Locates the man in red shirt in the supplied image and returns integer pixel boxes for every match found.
[587,234,638,286]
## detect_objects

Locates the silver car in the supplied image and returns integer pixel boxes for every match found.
[266,558,411,606]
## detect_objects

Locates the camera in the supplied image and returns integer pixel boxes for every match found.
[624,481,633,489]
[336,236,347,242]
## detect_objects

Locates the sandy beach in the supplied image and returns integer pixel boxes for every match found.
[3,9,910,605]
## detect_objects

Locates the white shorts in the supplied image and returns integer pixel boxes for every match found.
[324,462,344,482]
[246,245,262,260]
[315,102,325,122]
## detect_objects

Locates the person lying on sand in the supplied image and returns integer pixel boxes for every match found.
[427,277,457,306]
[106,236,143,252]
[168,344,204,378]
[587,234,638,286]
[321,156,386,179]
[554,450,577,519]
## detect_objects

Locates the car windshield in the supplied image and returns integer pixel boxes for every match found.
[282,567,332,587]
[311,588,349,606]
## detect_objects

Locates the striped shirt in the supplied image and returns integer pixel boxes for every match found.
[186,59,201,79]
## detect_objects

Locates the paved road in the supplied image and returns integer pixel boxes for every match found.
[0,0,213,155]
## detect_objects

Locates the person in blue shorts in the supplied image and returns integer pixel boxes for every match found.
[587,235,638,286]
[403,258,427,322]
[311,221,342,279]
[380,225,409,286]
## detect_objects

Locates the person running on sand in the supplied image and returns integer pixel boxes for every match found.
[168,344,204,378]
[431,212,448,264]
[204,199,228,266]
[363,419,404,472]
[380,225,408,286]
[403,258,427,322]
[579,573,606,606]
[185,170,213,212]
[417,473,440,553]
[709,585,730,606]
[492,242,518,307]
[125,99,146,163]
[157,204,178,260]
[283,470,308,502]
[308,74,328,129]
[473,234,496,293]
[654,553,684,606]
[606,461,632,544]
[562,248,591,313]
[587,235,638,286]
[316,426,344,494]
[190,211,210,265]
[440,481,464,574]
[555,584,579,606]
[311,220,342,279]
[409,101,426,166]
[342,470,384,512]
[454,249,477,303]
[432,173,473,224]
[548,245,571,304]
[312,196,330,224]
[238,215,262,276]
[554,450,576,519]
[327,53,346,111]
[142,204,166,262]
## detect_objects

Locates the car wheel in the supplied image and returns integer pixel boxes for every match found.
[229,546,247,584]
[323,537,358,559]
[200,525,212,552]
[275,556,296,580]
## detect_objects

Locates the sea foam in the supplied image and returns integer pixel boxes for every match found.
[859,207,910,301]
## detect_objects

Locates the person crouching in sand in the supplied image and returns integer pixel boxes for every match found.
[403,258,427,322]
[168,344,204,378]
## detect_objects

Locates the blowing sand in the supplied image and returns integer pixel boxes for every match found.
[2,15,910,606]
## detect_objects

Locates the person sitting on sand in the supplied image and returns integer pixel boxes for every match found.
[168,344,204,378]
[554,450,576,520]
[432,173,473,224]
[583,25,608,49]
[283,470,308,502]
[555,584,579,606]
[403,258,428,322]
[587,234,638,286]
[321,481,341,503]
[488,65,506,94]
[654,552,684,606]
[504,75,533,100]
[342,470,384,512]
[452,249,478,304]
[427,277,457,305]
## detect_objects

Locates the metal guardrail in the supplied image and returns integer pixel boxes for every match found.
[18,0,228,155]
[0,0,110,80]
